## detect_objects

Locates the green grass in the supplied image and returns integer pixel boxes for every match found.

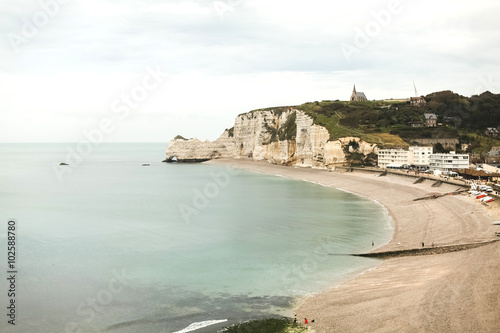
[459,132,500,153]
[295,101,365,140]
[313,113,356,139]
[278,111,297,141]
[235,91,500,154]
[245,106,291,117]
[295,101,409,148]
[242,100,415,148]
[222,318,307,333]
[364,133,409,148]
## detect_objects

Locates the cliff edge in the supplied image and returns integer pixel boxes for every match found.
[164,108,377,169]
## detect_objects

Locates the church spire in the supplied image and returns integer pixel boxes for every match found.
[350,84,367,102]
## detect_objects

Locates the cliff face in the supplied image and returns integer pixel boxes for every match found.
[165,109,377,168]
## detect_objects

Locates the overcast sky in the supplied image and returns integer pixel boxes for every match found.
[1,0,499,142]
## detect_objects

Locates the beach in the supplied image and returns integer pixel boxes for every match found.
[206,159,500,333]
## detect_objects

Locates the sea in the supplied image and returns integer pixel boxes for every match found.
[0,143,392,333]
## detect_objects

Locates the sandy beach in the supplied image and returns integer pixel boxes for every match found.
[206,159,500,333]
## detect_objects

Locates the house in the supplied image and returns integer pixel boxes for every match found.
[485,127,499,137]
[410,96,426,106]
[377,149,410,169]
[429,152,469,173]
[424,113,437,127]
[453,168,500,182]
[350,85,367,102]
[377,146,433,169]
[486,147,500,164]
[409,146,433,169]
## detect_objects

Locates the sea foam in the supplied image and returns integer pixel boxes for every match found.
[172,319,228,333]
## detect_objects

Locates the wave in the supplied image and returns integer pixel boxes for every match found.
[172,319,228,333]
[105,312,207,331]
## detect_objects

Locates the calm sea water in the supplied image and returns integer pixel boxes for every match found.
[0,143,391,333]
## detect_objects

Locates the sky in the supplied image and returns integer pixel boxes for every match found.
[1,0,499,142]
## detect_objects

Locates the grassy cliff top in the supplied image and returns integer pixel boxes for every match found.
[241,91,500,152]
[296,100,409,148]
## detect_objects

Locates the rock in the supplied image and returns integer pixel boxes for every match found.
[165,109,377,167]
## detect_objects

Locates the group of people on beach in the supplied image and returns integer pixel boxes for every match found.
[294,315,314,325]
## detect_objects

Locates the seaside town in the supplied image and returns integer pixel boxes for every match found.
[192,86,500,331]
[168,84,500,202]
[3,1,500,332]
[348,84,500,200]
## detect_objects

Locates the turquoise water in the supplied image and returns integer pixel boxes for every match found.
[0,144,392,333]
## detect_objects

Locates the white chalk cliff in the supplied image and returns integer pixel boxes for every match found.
[165,108,377,168]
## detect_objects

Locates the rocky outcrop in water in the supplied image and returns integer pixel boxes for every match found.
[165,108,377,168]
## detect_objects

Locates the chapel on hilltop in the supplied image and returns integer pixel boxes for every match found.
[350,85,367,102]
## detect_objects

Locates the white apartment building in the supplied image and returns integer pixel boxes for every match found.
[429,152,469,172]
[378,146,433,169]
[377,149,411,168]
[409,146,433,169]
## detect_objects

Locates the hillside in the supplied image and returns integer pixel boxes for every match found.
[290,91,500,153]
[165,90,500,168]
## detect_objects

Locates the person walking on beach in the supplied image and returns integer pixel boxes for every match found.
[422,242,425,247]
[305,318,308,324]
[372,241,374,247]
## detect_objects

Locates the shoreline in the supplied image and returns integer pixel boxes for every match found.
[205,158,500,332]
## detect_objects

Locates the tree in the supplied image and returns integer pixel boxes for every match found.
[433,142,448,153]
